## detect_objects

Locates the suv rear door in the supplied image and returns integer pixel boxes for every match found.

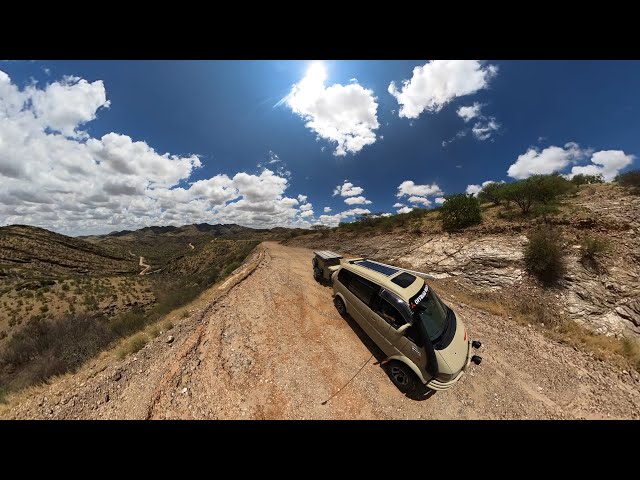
[337,269,386,344]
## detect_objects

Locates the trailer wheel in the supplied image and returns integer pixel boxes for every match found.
[313,267,322,281]
[312,257,318,268]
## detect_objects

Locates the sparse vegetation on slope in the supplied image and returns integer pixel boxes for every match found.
[0,231,259,401]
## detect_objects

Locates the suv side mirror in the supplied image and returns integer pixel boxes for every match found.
[396,323,411,334]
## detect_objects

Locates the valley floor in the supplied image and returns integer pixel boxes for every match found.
[3,242,639,419]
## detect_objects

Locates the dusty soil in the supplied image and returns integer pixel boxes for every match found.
[3,242,639,419]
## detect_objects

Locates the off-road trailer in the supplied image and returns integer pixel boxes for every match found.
[312,250,343,282]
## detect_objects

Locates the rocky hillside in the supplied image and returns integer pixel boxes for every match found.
[0,225,138,278]
[287,183,640,339]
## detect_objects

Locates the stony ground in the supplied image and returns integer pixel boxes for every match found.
[3,242,639,419]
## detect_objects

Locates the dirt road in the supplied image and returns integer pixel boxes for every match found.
[3,242,639,419]
[139,256,151,275]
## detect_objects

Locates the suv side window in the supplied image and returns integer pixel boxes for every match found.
[371,296,407,329]
[338,268,353,287]
[347,272,379,306]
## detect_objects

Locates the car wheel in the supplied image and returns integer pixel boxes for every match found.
[334,296,346,316]
[313,267,323,281]
[312,257,318,268]
[387,360,418,394]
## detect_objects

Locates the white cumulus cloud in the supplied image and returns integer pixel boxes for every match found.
[407,196,432,207]
[457,102,483,122]
[344,195,371,205]
[472,117,500,141]
[507,142,586,179]
[323,206,332,213]
[333,181,364,197]
[397,206,414,214]
[388,60,498,119]
[567,150,635,181]
[283,62,379,156]
[0,70,311,235]
[508,142,633,182]
[434,197,445,204]
[396,180,443,198]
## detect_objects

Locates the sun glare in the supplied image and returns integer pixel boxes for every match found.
[306,61,327,83]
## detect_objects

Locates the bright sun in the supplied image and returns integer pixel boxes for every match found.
[305,62,327,84]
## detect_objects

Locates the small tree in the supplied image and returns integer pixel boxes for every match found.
[529,173,575,204]
[502,179,537,214]
[478,182,507,205]
[440,194,482,231]
[524,225,566,285]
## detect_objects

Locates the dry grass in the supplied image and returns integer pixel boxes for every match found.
[161,319,174,331]
[116,333,148,359]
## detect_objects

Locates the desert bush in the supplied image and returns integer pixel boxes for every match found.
[571,173,604,185]
[524,225,566,285]
[581,235,610,259]
[615,169,640,193]
[0,314,113,388]
[440,194,482,231]
[109,309,147,337]
[531,203,560,218]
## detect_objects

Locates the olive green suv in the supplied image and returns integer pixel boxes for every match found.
[332,258,482,393]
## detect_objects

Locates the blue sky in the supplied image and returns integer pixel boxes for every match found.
[0,60,638,235]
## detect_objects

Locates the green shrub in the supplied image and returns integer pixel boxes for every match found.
[502,179,537,214]
[478,182,507,205]
[571,173,604,185]
[581,235,610,271]
[524,225,566,285]
[440,194,482,231]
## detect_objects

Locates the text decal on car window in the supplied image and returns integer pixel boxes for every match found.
[412,286,428,307]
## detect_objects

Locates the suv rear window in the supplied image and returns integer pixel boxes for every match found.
[391,272,416,288]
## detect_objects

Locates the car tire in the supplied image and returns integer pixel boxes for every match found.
[313,267,322,281]
[386,360,418,394]
[312,257,318,268]
[334,296,346,316]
